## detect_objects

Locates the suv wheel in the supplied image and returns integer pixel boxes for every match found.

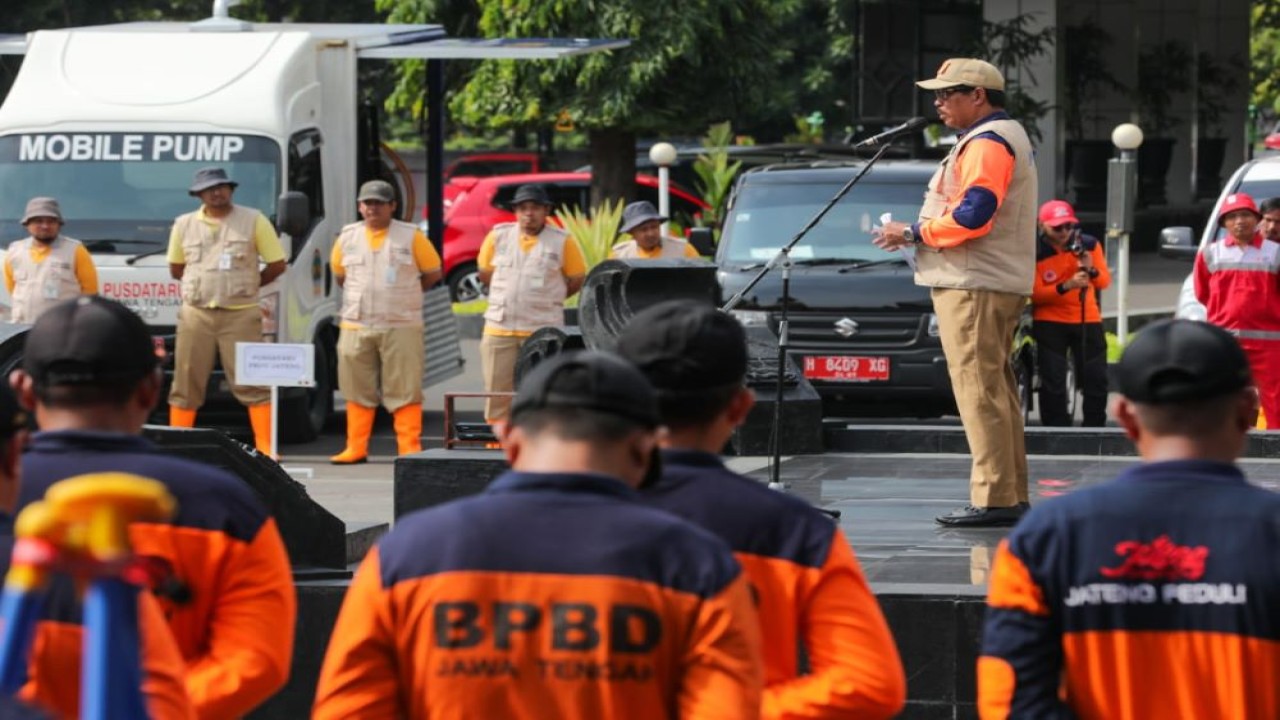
[448,262,486,303]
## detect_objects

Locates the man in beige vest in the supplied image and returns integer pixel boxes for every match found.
[874,58,1037,527]
[328,180,443,464]
[166,167,287,456]
[609,201,700,260]
[478,184,587,422]
[4,197,98,323]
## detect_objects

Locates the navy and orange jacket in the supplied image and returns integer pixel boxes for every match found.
[313,471,763,720]
[0,515,194,720]
[1031,233,1110,324]
[639,450,906,720]
[979,459,1280,718]
[914,110,1019,249]
[18,431,295,720]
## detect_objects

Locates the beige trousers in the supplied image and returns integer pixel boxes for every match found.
[169,305,270,408]
[931,287,1029,507]
[479,333,527,421]
[337,325,424,412]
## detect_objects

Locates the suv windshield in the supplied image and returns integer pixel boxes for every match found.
[0,133,280,252]
[720,176,925,264]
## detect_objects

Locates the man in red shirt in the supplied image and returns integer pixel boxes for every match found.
[1194,192,1280,428]
[1030,200,1111,426]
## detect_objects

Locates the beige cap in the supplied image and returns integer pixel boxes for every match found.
[916,58,1005,91]
[21,197,62,225]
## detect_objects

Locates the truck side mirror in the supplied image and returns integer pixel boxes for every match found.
[1158,226,1197,261]
[276,191,311,261]
[689,227,716,257]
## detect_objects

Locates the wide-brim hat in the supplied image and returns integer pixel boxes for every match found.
[21,197,63,225]
[189,167,239,196]
[619,201,667,235]
[916,58,1005,91]
[507,184,554,209]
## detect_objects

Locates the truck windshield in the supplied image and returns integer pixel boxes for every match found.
[721,179,925,264]
[0,133,280,252]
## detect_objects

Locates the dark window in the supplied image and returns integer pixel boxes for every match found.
[446,159,535,179]
[288,128,325,224]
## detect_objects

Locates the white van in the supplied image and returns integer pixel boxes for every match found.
[1160,155,1280,319]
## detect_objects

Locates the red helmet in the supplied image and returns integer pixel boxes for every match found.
[1218,193,1261,225]
[1038,200,1078,227]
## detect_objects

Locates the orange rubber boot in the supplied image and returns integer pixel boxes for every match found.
[331,403,376,464]
[169,405,197,428]
[247,403,276,458]
[393,403,423,456]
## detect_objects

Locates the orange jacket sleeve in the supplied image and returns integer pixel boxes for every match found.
[313,547,404,720]
[920,137,1016,249]
[763,530,906,720]
[679,572,765,720]
[184,519,295,720]
[977,540,1064,719]
[22,592,195,720]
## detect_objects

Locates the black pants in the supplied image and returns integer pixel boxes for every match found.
[1033,320,1108,427]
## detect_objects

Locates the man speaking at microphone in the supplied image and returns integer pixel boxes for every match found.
[873,58,1037,528]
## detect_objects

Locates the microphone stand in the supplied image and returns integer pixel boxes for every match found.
[722,137,903,501]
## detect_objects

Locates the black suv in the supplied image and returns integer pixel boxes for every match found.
[714,161,957,418]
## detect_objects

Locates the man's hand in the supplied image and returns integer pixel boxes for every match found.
[873,221,913,251]
[1062,270,1091,290]
[1076,247,1093,269]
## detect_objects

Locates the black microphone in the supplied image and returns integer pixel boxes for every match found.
[845,117,930,148]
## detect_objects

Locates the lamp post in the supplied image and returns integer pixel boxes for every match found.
[649,142,677,237]
[1108,123,1143,349]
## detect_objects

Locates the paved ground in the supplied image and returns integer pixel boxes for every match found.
[265,252,1192,531]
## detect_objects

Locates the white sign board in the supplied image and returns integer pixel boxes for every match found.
[235,342,315,388]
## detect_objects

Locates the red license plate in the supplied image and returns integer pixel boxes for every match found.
[803,355,890,382]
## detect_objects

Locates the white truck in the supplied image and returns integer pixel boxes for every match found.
[0,10,624,441]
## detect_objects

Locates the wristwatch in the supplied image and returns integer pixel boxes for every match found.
[902,226,918,245]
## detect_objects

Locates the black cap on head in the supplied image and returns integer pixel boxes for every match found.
[23,297,159,387]
[1116,319,1252,404]
[615,301,748,393]
[510,350,660,429]
[508,184,554,209]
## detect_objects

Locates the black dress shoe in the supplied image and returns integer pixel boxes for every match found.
[935,504,1025,527]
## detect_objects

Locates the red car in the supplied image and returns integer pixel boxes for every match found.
[443,152,546,180]
[1266,122,1280,152]
[442,172,708,301]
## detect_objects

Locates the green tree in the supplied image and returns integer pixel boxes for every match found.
[1253,2,1280,115]
[384,0,804,207]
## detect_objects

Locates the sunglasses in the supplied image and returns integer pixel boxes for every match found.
[1049,224,1079,232]
[934,86,975,101]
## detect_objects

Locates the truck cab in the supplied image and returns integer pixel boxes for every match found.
[0,23,444,441]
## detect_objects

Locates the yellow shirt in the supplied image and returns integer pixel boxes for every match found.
[2,241,99,294]
[608,238,701,260]
[331,227,443,330]
[166,207,286,310]
[166,209,286,264]
[330,227,442,277]
[477,228,587,338]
